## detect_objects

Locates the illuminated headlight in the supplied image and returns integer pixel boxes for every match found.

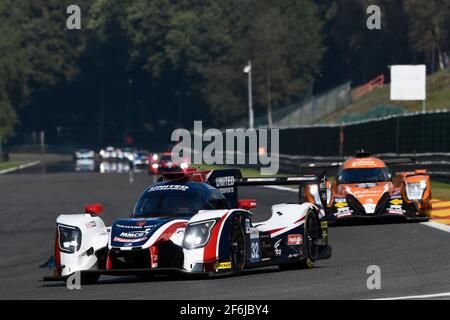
[152,154,159,161]
[152,163,159,169]
[309,184,331,205]
[183,220,216,249]
[58,225,82,253]
[180,162,189,170]
[406,181,427,200]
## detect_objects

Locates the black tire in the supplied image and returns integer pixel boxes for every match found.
[299,209,320,269]
[229,216,246,275]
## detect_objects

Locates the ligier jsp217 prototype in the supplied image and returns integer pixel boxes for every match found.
[300,152,431,225]
[41,169,332,284]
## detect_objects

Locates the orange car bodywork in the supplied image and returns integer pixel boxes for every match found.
[303,156,432,223]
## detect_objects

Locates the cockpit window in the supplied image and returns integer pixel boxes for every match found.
[339,167,391,184]
[133,183,229,218]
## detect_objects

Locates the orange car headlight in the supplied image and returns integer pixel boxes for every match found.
[405,181,427,200]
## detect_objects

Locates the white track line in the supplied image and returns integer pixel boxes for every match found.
[264,185,450,234]
[0,160,41,174]
[372,292,450,300]
[420,221,450,233]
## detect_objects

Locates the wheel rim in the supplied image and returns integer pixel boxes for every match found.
[305,212,319,261]
[231,221,245,271]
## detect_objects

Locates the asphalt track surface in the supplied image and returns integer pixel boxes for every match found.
[0,161,449,300]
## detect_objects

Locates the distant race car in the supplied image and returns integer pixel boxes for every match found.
[149,152,189,174]
[41,169,332,284]
[99,146,117,160]
[73,149,95,160]
[301,152,431,225]
[131,150,150,167]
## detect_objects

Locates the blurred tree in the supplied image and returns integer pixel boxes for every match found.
[404,0,449,72]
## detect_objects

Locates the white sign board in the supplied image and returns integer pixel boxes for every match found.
[390,65,426,101]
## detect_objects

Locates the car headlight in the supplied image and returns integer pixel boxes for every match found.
[152,154,158,161]
[58,225,82,253]
[152,163,159,169]
[406,181,427,200]
[309,184,331,205]
[183,220,217,249]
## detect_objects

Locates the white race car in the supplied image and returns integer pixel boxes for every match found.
[41,169,332,284]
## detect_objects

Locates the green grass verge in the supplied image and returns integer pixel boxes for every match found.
[430,181,450,201]
[0,161,28,171]
[322,70,450,123]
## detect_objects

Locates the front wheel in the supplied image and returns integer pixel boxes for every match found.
[229,216,246,275]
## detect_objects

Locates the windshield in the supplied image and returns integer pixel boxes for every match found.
[133,186,206,218]
[339,168,391,184]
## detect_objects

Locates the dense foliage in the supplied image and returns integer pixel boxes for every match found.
[0,0,448,145]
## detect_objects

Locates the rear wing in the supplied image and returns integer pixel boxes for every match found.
[383,157,415,166]
[298,157,416,169]
[206,169,328,209]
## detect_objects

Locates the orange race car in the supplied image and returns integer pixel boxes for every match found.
[300,152,432,225]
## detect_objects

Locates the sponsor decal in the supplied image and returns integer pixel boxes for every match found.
[148,185,189,192]
[320,221,328,228]
[250,241,260,262]
[288,253,300,258]
[113,236,147,243]
[287,234,303,246]
[249,229,259,239]
[116,223,150,229]
[274,239,282,256]
[136,220,147,227]
[119,231,148,238]
[335,202,348,208]
[215,176,235,187]
[390,199,403,205]
[335,198,347,203]
[245,219,251,233]
[85,221,96,229]
[214,261,232,270]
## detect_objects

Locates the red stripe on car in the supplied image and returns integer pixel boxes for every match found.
[203,212,229,263]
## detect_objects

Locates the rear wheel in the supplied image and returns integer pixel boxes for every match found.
[229,216,246,275]
[279,209,319,270]
[298,209,320,269]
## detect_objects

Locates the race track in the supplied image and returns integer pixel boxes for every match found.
[0,162,449,300]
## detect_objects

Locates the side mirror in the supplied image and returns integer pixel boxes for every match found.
[85,204,103,215]
[238,199,257,210]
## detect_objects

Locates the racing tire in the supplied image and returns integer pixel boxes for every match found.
[280,209,320,270]
[298,209,320,269]
[229,216,246,275]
